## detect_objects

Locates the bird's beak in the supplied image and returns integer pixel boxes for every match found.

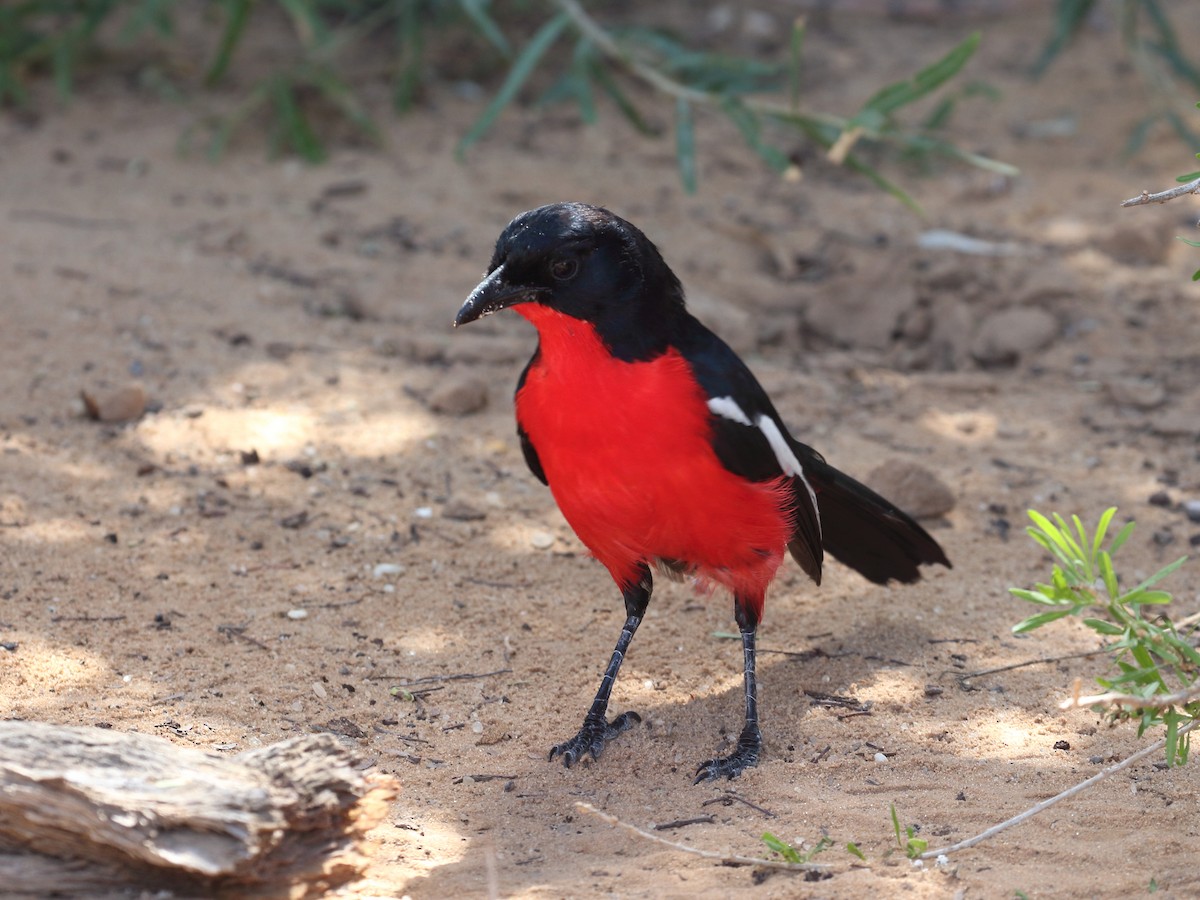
[454,264,545,327]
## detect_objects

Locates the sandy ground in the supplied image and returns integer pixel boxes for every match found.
[2,7,1200,898]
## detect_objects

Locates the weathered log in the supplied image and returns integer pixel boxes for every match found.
[0,721,399,897]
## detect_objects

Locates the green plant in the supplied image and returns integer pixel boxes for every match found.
[0,1,1013,205]
[887,802,927,860]
[1036,0,1200,151]
[1010,509,1196,765]
[761,831,832,865]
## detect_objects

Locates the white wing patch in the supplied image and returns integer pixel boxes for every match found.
[707,396,821,523]
[707,395,752,426]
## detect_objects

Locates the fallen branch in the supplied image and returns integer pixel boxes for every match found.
[920,718,1199,860]
[0,722,398,897]
[575,802,824,872]
[1121,176,1200,207]
[1060,678,1200,712]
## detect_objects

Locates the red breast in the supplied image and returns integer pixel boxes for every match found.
[514,304,793,616]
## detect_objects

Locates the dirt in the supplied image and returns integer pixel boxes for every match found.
[2,7,1200,899]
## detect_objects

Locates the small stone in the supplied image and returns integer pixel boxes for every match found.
[414,507,433,519]
[1183,500,1200,524]
[429,372,488,415]
[1148,490,1172,507]
[866,459,956,519]
[373,563,406,578]
[873,752,888,763]
[286,608,308,620]
[1106,377,1166,410]
[81,384,147,422]
[970,307,1059,367]
[530,531,555,550]
[1095,221,1175,265]
[312,682,327,699]
[443,500,486,521]
[923,684,944,697]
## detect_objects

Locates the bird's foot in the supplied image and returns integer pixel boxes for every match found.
[694,730,762,783]
[549,711,641,767]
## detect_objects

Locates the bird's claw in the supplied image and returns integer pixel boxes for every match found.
[694,732,762,783]
[549,711,642,767]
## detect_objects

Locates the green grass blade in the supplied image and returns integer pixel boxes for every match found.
[860,32,980,118]
[1013,608,1074,633]
[1091,507,1117,563]
[458,10,569,157]
[457,0,510,55]
[841,152,922,214]
[762,832,801,864]
[675,96,697,193]
[788,16,805,110]
[205,0,253,86]
[591,62,655,135]
[1122,556,1188,600]
[272,75,325,162]
[1031,0,1096,77]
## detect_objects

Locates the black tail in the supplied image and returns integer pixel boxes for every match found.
[791,449,951,586]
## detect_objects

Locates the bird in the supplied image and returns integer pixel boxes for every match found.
[454,202,950,782]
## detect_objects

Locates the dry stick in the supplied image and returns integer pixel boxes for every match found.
[575,802,825,872]
[920,718,1199,860]
[952,647,1107,683]
[1061,679,1200,712]
[1121,176,1200,207]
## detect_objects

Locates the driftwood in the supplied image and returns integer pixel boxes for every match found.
[0,721,399,897]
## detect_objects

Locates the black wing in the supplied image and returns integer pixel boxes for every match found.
[674,317,824,585]
[515,352,548,486]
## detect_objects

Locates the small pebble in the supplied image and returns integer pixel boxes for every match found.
[874,752,888,763]
[471,721,484,734]
[81,384,148,422]
[414,507,433,519]
[312,682,327,699]
[373,563,406,578]
[530,531,555,550]
[1183,500,1200,524]
[287,608,308,620]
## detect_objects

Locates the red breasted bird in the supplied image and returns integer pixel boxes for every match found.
[455,202,950,781]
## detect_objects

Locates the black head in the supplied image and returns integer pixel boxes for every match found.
[454,202,685,359]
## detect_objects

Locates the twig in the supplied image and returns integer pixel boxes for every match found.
[1060,678,1200,712]
[699,792,776,818]
[654,815,717,831]
[952,648,1107,683]
[389,667,512,686]
[217,624,271,651]
[920,718,1199,860]
[575,802,824,871]
[50,615,126,623]
[1121,176,1200,207]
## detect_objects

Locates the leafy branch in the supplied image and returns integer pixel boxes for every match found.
[1010,508,1195,765]
[461,0,1017,208]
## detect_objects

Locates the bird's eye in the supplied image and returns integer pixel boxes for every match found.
[549,257,579,281]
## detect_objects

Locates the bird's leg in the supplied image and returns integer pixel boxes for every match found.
[695,600,763,782]
[549,564,651,767]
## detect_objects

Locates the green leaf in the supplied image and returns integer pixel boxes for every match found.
[788,17,806,110]
[1131,590,1174,605]
[458,11,570,157]
[761,832,802,864]
[1122,556,1188,600]
[720,96,789,173]
[1099,552,1120,601]
[846,842,866,860]
[1009,588,1061,607]
[1090,507,1116,563]
[1013,608,1075,633]
[1108,520,1135,555]
[1177,237,1200,248]
[1176,171,1200,182]
[205,0,253,87]
[1082,617,1124,636]
[675,96,697,193]
[457,0,510,56]
[859,32,980,120]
